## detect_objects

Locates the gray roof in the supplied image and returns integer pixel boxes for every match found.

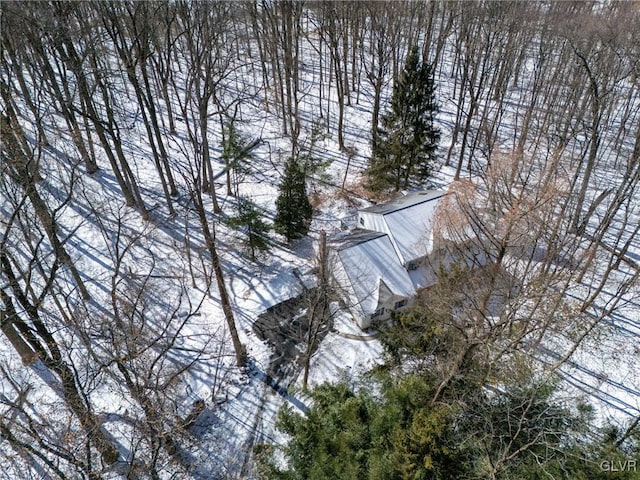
[333,229,387,251]
[360,190,446,215]
[335,233,416,315]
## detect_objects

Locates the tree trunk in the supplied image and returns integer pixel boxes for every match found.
[571,47,602,234]
[193,190,246,367]
[1,115,91,301]
[0,265,118,466]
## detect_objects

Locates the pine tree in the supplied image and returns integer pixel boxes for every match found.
[227,197,270,260]
[221,119,260,197]
[368,46,440,193]
[274,157,313,242]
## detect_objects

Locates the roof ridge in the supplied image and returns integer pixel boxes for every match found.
[334,230,388,251]
[360,190,447,215]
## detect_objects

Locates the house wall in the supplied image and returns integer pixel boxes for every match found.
[364,295,414,329]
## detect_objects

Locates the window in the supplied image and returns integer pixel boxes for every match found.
[359,217,365,226]
[394,299,408,310]
[407,261,419,271]
[370,307,385,319]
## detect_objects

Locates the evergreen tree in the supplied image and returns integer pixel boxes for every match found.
[274,157,312,242]
[227,197,270,260]
[221,119,260,197]
[258,375,470,480]
[368,46,440,192]
[260,275,640,480]
[260,373,632,480]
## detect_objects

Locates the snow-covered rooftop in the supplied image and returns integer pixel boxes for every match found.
[336,232,416,316]
[361,190,446,215]
[359,190,447,265]
[333,229,387,251]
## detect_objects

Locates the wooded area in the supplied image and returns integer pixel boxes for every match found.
[1,1,639,478]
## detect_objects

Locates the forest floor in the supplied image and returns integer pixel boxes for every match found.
[2,12,638,479]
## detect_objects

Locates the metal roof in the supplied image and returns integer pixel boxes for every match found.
[336,233,416,315]
[332,229,387,251]
[360,190,446,215]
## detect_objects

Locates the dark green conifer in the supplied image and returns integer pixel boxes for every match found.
[227,197,270,260]
[368,46,440,192]
[274,157,312,242]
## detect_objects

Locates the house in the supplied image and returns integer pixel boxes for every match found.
[332,190,447,329]
[358,190,446,271]
[331,230,416,329]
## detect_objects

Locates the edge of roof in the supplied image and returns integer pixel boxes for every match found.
[360,190,447,215]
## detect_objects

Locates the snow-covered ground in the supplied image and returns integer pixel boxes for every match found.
[1,6,638,479]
